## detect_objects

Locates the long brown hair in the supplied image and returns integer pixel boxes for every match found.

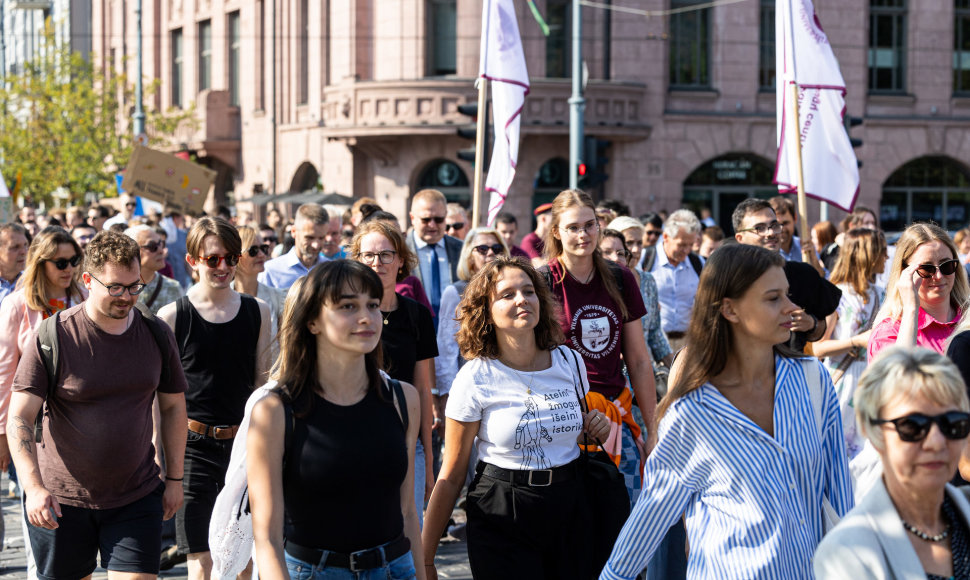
[272,260,385,417]
[658,244,794,420]
[542,189,628,319]
[21,226,83,312]
[456,256,565,360]
[829,228,886,302]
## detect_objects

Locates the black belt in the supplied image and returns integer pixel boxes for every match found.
[284,536,410,571]
[666,331,686,340]
[478,460,577,487]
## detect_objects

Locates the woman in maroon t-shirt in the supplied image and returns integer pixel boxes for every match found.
[542,190,656,504]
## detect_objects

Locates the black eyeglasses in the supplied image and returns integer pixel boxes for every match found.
[198,254,241,268]
[48,255,82,270]
[472,244,505,256]
[141,240,166,253]
[909,259,961,279]
[125,202,137,208]
[737,221,784,236]
[446,222,466,231]
[870,411,970,442]
[357,250,397,265]
[246,244,270,257]
[419,216,446,225]
[88,272,146,296]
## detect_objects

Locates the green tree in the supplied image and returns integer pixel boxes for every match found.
[0,27,196,207]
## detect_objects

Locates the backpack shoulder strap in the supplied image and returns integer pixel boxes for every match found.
[537,265,554,292]
[387,378,409,432]
[134,302,172,388]
[37,312,60,391]
[688,253,703,277]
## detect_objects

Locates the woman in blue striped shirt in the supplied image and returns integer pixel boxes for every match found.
[601,244,854,580]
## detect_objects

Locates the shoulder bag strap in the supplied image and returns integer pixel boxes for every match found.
[387,378,409,432]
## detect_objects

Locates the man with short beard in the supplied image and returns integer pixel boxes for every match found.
[259,203,329,290]
[8,230,188,579]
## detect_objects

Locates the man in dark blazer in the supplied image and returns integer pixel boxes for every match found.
[405,188,463,326]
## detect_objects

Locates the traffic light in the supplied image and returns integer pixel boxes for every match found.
[456,103,491,171]
[845,115,863,168]
[580,137,611,188]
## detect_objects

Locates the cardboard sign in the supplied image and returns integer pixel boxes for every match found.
[0,197,11,224]
[120,146,216,214]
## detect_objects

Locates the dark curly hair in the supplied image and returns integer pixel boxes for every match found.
[456,256,565,360]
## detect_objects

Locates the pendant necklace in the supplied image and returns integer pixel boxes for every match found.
[504,356,537,394]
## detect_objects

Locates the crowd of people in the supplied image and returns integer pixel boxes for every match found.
[1,186,970,580]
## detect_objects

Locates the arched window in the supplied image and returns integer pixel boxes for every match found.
[289,162,320,193]
[683,153,776,233]
[416,159,470,205]
[881,156,970,231]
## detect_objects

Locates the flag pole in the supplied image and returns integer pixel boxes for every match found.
[471,78,488,229]
[787,82,810,244]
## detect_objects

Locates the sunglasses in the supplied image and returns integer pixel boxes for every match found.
[870,411,970,442]
[644,230,662,237]
[419,216,446,225]
[48,255,82,270]
[125,202,137,208]
[88,272,146,297]
[198,254,241,268]
[341,229,355,238]
[910,259,960,279]
[446,222,466,231]
[246,244,271,257]
[263,235,278,244]
[141,240,166,253]
[473,244,505,256]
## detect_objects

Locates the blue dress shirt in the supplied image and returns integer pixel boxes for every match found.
[258,247,327,290]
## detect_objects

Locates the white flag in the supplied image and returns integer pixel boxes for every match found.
[775,0,859,211]
[480,0,529,226]
[0,169,9,197]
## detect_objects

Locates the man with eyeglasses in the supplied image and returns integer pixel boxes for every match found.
[103,194,138,231]
[405,189,462,326]
[8,229,188,580]
[158,217,271,580]
[259,203,330,290]
[0,223,28,305]
[733,198,841,352]
[124,225,183,315]
[769,195,826,277]
[646,210,704,352]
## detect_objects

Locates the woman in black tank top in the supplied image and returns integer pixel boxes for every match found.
[246,261,424,580]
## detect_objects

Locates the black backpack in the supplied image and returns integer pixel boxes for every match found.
[640,245,703,277]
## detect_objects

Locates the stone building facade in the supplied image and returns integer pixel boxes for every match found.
[91,0,970,233]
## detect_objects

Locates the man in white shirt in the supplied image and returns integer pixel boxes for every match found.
[259,203,329,290]
[648,209,703,352]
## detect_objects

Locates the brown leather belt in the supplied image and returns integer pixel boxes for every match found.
[666,331,686,340]
[187,419,239,440]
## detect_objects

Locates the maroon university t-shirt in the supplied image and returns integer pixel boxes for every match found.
[547,260,646,399]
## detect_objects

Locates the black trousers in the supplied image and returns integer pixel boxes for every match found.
[465,461,590,580]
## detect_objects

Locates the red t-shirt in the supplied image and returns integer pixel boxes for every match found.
[521,232,545,260]
[547,260,647,398]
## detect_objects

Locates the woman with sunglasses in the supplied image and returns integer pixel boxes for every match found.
[351,221,437,524]
[0,226,86,578]
[543,190,656,505]
[435,227,509,405]
[233,226,285,336]
[815,346,970,579]
[867,223,970,361]
[603,244,852,580]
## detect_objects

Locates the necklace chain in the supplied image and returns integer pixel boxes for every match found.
[503,357,538,395]
[901,519,950,542]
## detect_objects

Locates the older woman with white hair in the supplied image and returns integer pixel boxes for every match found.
[608,216,673,369]
[814,346,970,579]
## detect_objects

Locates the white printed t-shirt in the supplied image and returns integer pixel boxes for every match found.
[446,346,588,471]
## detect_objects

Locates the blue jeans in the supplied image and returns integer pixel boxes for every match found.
[284,549,416,580]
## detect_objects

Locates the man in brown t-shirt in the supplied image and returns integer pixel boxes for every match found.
[8,230,188,579]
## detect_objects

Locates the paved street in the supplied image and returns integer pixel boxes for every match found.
[0,476,472,579]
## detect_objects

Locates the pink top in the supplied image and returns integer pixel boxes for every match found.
[0,288,87,434]
[867,307,962,362]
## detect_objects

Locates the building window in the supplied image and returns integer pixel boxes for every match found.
[227,11,240,106]
[956,0,970,93]
[171,29,183,107]
[428,0,456,76]
[881,156,970,231]
[869,0,907,93]
[669,0,711,89]
[759,0,775,90]
[255,0,265,110]
[198,20,211,91]
[546,0,570,78]
[298,0,308,104]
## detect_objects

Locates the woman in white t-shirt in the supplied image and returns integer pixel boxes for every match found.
[421,256,610,580]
